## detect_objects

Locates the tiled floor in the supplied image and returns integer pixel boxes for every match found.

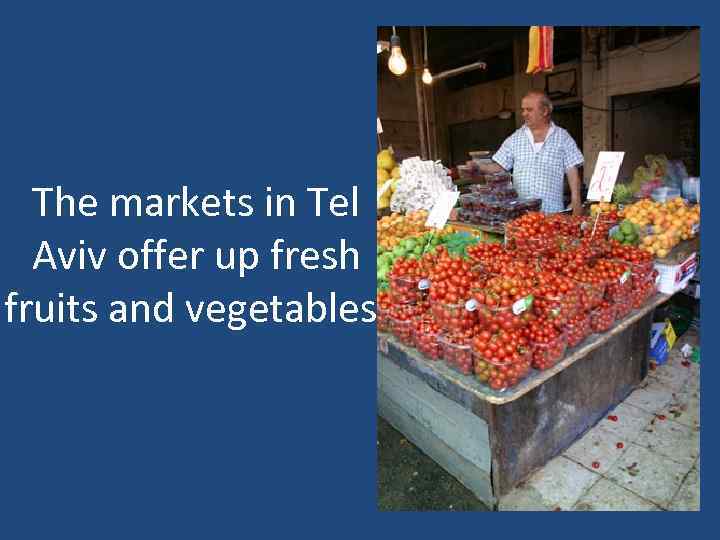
[499,330,700,511]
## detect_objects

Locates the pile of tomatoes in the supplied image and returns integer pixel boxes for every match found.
[615,295,633,320]
[388,257,430,304]
[428,257,484,332]
[608,241,655,283]
[590,301,616,333]
[546,214,586,238]
[583,211,619,239]
[388,304,427,347]
[472,273,536,330]
[412,316,443,360]
[472,328,532,391]
[378,210,664,386]
[543,242,599,275]
[564,267,607,311]
[439,330,476,375]
[523,319,567,370]
[466,243,515,274]
[595,259,632,302]
[532,271,581,327]
[376,291,392,333]
[630,272,659,309]
[565,312,591,348]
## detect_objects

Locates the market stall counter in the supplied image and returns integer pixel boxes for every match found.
[377,293,669,508]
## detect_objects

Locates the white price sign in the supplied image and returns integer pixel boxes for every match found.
[377,118,383,134]
[587,151,625,202]
[425,191,460,230]
[376,180,392,202]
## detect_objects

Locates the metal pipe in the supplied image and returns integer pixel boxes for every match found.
[433,61,487,81]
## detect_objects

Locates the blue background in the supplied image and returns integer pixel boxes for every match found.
[0,0,715,536]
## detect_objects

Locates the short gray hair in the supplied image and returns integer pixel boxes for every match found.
[524,90,553,113]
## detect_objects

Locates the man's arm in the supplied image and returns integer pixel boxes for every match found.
[567,166,583,216]
[478,161,505,174]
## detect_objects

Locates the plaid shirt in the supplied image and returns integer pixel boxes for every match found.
[493,122,584,213]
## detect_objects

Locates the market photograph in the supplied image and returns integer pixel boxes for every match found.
[375,26,700,511]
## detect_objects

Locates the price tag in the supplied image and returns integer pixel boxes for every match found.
[512,295,534,315]
[691,223,699,235]
[619,270,630,285]
[465,299,478,312]
[587,151,625,202]
[377,180,392,202]
[425,191,460,230]
[377,118,383,134]
[418,279,430,291]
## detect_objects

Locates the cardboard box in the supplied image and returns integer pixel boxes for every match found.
[649,320,677,365]
[654,253,697,295]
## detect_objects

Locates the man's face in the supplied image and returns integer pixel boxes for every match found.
[521,95,549,129]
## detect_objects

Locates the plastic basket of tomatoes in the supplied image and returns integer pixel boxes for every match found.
[564,312,591,348]
[430,300,478,333]
[438,332,475,375]
[607,242,655,284]
[376,291,392,333]
[614,294,633,321]
[388,274,429,304]
[630,272,659,309]
[471,272,536,330]
[590,301,616,333]
[389,304,427,347]
[567,267,608,312]
[524,319,567,371]
[533,272,581,327]
[428,256,484,331]
[472,329,532,392]
[595,259,632,303]
[412,316,443,361]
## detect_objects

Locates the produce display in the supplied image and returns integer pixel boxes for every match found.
[619,197,700,257]
[377,210,441,251]
[526,320,566,371]
[377,291,392,333]
[413,316,442,360]
[565,312,591,348]
[377,192,698,394]
[439,332,475,375]
[377,211,454,289]
[390,157,457,214]
[377,148,400,211]
[586,203,620,240]
[594,259,631,303]
[590,301,616,333]
[610,219,643,246]
[472,328,532,391]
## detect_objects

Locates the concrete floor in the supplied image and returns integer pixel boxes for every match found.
[377,329,700,512]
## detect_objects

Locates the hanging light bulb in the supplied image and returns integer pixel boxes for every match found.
[388,32,407,76]
[421,28,432,85]
[422,67,433,85]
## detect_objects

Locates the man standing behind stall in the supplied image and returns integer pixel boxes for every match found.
[479,90,584,215]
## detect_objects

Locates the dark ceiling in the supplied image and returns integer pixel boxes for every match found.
[377,26,582,91]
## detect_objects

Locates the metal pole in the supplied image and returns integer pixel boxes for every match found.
[410,27,428,160]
